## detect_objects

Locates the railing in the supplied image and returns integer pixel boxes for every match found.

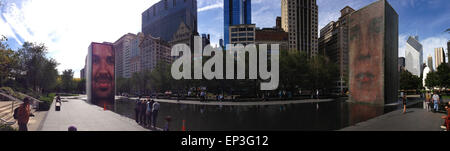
[0,117,15,126]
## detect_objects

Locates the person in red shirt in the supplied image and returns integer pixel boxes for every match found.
[441,102,449,131]
[17,97,33,131]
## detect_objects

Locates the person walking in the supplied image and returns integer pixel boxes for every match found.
[16,97,34,131]
[400,91,407,114]
[432,92,440,112]
[424,92,431,111]
[152,101,160,128]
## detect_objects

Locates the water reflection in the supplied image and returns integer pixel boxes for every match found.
[113,98,398,131]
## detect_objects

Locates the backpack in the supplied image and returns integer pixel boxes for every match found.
[13,107,19,119]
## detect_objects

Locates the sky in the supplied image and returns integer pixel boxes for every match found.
[1,0,449,78]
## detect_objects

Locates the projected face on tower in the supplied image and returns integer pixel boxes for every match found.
[91,43,115,107]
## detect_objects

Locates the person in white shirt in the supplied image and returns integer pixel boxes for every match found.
[152,101,160,128]
[432,92,440,112]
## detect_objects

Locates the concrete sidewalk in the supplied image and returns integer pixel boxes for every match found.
[40,96,148,131]
[340,108,446,131]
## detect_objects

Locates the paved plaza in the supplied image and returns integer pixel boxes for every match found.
[40,96,148,131]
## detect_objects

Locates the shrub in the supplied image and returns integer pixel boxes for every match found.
[0,124,16,131]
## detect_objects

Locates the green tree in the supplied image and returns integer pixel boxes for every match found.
[0,36,20,87]
[425,71,439,89]
[400,70,422,90]
[435,64,450,89]
[61,69,75,93]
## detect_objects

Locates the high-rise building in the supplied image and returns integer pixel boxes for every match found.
[447,41,450,65]
[224,0,252,46]
[281,0,318,56]
[398,57,405,71]
[318,6,354,94]
[139,34,172,72]
[348,0,398,105]
[80,68,85,80]
[229,24,255,46]
[427,55,433,71]
[405,36,423,76]
[435,47,446,69]
[142,0,197,43]
[113,33,137,79]
[201,34,211,48]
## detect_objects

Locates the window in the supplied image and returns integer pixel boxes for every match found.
[247,33,254,36]
[164,0,168,10]
[247,38,254,41]
[231,33,238,37]
[247,27,254,31]
[173,0,176,7]
[239,33,246,37]
[231,28,238,32]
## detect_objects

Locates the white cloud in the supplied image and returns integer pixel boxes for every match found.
[198,1,222,12]
[1,0,159,78]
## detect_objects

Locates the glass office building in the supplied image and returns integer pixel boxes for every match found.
[142,0,197,42]
[224,0,252,46]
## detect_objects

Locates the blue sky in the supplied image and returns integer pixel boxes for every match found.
[1,0,449,77]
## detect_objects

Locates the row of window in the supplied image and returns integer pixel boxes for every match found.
[231,38,255,42]
[231,27,254,32]
[231,33,254,37]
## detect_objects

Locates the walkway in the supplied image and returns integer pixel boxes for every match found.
[40,96,148,131]
[340,108,446,131]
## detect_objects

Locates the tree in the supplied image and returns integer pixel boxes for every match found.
[425,71,439,89]
[0,36,20,87]
[435,64,450,89]
[400,70,422,90]
[61,69,75,93]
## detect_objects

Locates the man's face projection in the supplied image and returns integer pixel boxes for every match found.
[91,44,114,105]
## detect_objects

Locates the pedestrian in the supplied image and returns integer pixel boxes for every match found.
[146,99,154,127]
[152,101,160,128]
[432,92,440,112]
[135,99,141,123]
[164,116,172,131]
[140,99,147,125]
[16,97,34,131]
[424,92,431,111]
[56,94,61,103]
[401,92,407,114]
[68,126,77,131]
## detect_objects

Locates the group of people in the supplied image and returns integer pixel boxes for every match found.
[134,98,160,128]
[424,92,443,112]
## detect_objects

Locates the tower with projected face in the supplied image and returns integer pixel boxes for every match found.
[348,0,398,105]
[86,42,115,109]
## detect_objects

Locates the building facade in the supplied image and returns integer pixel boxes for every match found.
[405,36,423,76]
[281,0,318,56]
[435,47,446,69]
[142,0,197,43]
[140,34,172,72]
[427,55,433,71]
[255,28,288,51]
[318,6,354,94]
[224,0,252,46]
[229,24,256,46]
[113,33,137,79]
[398,57,405,71]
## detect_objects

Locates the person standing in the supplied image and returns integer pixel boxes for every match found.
[16,98,34,131]
[432,92,440,112]
[424,92,431,111]
[135,100,141,123]
[152,101,160,128]
[146,99,154,127]
[402,93,407,114]
[140,99,147,125]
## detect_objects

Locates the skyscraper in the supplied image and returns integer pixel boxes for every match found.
[435,47,446,69]
[281,0,318,57]
[224,0,252,46]
[142,0,197,43]
[113,33,137,79]
[318,6,354,94]
[427,55,433,71]
[405,36,423,76]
